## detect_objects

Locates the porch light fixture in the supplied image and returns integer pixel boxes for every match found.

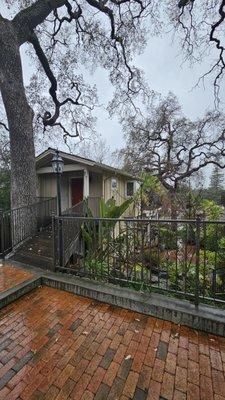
[52,150,64,267]
[51,150,64,174]
[52,150,64,218]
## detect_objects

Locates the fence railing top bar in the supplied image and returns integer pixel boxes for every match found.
[53,215,225,224]
[2,197,57,216]
[36,197,56,201]
[62,199,85,215]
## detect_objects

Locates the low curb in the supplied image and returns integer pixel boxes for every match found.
[2,261,225,337]
[42,272,225,337]
[0,277,42,310]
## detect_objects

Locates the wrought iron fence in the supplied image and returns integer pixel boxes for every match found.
[0,197,57,257]
[62,197,101,217]
[53,217,82,267]
[62,200,86,216]
[53,197,101,266]
[53,216,225,307]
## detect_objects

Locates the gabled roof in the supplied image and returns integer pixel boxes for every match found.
[36,148,140,180]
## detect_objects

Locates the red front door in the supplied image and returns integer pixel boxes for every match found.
[71,178,83,206]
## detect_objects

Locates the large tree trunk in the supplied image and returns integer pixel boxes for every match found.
[0,16,37,210]
[170,191,178,220]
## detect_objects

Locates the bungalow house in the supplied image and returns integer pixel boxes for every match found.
[36,148,141,217]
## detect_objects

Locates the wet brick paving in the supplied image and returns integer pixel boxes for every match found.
[0,286,225,399]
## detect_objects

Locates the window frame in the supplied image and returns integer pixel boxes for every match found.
[125,180,135,197]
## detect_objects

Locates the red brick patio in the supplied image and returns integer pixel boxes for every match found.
[0,286,225,400]
[0,264,34,293]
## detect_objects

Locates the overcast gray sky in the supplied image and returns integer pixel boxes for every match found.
[92,33,225,149]
[1,1,225,158]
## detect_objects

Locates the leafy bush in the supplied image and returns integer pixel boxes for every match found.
[82,197,134,265]
[201,199,223,220]
[218,237,225,268]
[159,226,178,250]
[143,249,160,269]
[85,258,108,276]
[165,249,223,296]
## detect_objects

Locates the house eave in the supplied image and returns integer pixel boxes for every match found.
[36,147,141,181]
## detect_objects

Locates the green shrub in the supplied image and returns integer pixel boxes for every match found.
[85,258,108,276]
[165,250,221,296]
[159,226,178,250]
[143,249,160,268]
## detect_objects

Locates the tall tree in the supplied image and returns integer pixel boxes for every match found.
[0,0,151,209]
[74,134,113,165]
[0,128,10,210]
[210,165,224,191]
[1,0,225,211]
[172,0,225,105]
[119,93,225,217]
[209,165,224,203]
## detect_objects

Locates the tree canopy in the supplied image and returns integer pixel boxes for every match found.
[0,0,152,208]
[1,0,225,209]
[119,93,225,193]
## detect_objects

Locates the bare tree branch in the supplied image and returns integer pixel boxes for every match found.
[120,93,225,193]
[13,0,67,44]
[0,121,9,132]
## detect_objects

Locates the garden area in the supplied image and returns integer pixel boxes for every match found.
[56,197,225,307]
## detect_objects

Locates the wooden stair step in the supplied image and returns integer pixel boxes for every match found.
[11,252,53,269]
[14,249,53,261]
[22,241,52,253]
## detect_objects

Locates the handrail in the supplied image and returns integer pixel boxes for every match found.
[0,197,57,257]
[62,199,85,216]
[3,197,56,215]
[53,216,225,224]
[62,197,102,217]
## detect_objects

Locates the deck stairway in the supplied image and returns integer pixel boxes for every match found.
[10,225,54,270]
[3,198,87,271]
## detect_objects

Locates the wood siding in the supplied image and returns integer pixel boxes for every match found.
[38,174,57,198]
[89,172,103,197]
[103,175,139,217]
[38,170,139,217]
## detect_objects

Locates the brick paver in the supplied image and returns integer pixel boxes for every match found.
[0,286,225,399]
[0,263,33,293]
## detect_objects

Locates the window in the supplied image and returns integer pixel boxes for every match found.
[111,178,118,190]
[126,181,134,197]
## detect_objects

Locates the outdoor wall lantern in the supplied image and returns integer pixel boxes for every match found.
[52,150,64,217]
[52,150,64,175]
[52,150,64,267]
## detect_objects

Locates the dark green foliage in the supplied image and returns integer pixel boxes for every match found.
[143,249,159,268]
[159,226,178,250]
[82,197,133,274]
[208,165,224,204]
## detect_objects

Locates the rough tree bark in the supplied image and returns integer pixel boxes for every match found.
[0,16,36,209]
[1,0,149,211]
[0,1,66,209]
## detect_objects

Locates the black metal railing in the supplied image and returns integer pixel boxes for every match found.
[54,197,101,266]
[62,197,101,218]
[0,197,57,257]
[62,200,86,216]
[53,217,82,267]
[53,216,225,308]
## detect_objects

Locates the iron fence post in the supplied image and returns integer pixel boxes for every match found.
[52,216,56,271]
[195,215,201,308]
